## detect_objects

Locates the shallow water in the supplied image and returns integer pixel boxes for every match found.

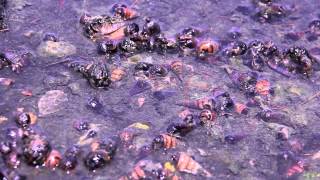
[1,0,320,179]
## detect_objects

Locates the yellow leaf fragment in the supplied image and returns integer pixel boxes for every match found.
[164,162,176,173]
[129,122,150,130]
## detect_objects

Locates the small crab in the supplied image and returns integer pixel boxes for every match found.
[118,38,142,56]
[84,140,117,171]
[243,40,278,71]
[68,59,111,89]
[166,115,197,137]
[22,134,51,166]
[111,4,138,20]
[197,40,219,59]
[97,40,118,55]
[141,18,161,37]
[0,0,7,31]
[0,51,30,73]
[255,3,287,23]
[225,67,258,96]
[176,27,199,50]
[308,20,320,36]
[59,146,81,172]
[124,23,139,36]
[134,62,169,78]
[225,41,248,57]
[154,33,179,54]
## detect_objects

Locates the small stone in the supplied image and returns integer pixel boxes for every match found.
[37,41,76,58]
[0,78,14,86]
[186,76,211,91]
[137,97,145,107]
[0,116,8,124]
[38,90,68,116]
[68,82,81,95]
[23,30,35,38]
[127,54,142,64]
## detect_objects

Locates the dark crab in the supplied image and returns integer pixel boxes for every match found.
[225,67,258,96]
[68,59,111,89]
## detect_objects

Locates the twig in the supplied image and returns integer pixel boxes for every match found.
[301,91,320,105]
[44,59,70,67]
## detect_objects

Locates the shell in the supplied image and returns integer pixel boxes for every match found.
[176,152,212,177]
[199,109,217,124]
[110,68,126,82]
[197,40,219,59]
[161,134,178,149]
[234,103,248,115]
[129,80,152,96]
[177,97,214,110]
[255,79,270,96]
[170,61,183,75]
[131,165,146,180]
[45,150,61,169]
[124,8,139,20]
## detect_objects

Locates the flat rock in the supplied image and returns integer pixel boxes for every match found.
[37,41,76,58]
[38,90,68,116]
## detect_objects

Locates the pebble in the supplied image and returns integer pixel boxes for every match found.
[43,73,70,87]
[38,90,68,116]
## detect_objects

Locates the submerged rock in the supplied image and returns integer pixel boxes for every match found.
[38,90,68,116]
[37,41,76,58]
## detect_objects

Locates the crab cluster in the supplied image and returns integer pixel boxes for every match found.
[79,4,220,61]
[97,18,219,60]
[0,110,120,178]
[0,51,30,73]
[0,0,7,31]
[225,39,316,77]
